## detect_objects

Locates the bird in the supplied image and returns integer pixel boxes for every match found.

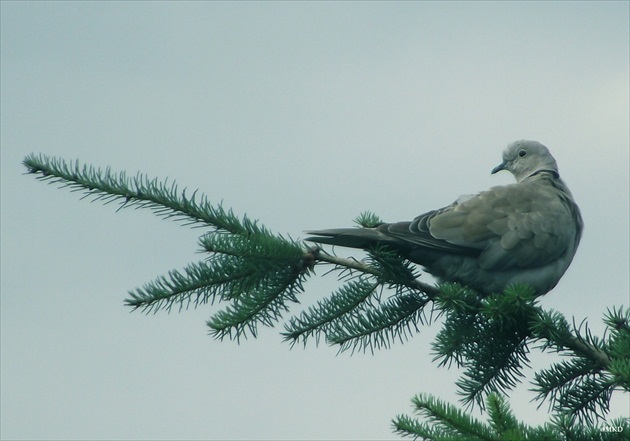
[306,140,583,295]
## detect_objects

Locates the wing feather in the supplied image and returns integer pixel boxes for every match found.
[380,177,576,271]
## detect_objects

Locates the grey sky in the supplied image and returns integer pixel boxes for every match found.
[1,2,628,440]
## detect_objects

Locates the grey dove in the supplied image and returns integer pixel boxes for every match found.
[307,140,583,295]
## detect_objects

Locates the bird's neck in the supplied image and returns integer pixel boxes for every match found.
[528,169,560,179]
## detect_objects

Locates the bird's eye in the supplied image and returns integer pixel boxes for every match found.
[518,149,527,158]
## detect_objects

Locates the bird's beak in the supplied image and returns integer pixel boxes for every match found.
[491,161,507,174]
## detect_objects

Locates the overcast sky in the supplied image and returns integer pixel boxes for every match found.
[2,2,628,440]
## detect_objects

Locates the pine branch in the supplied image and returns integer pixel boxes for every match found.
[485,394,520,436]
[278,245,436,351]
[394,392,629,441]
[23,153,262,234]
[392,393,494,440]
[23,154,438,345]
[282,279,379,346]
[392,414,444,440]
[124,257,258,313]
[551,413,630,441]
[326,291,429,353]
[530,307,629,424]
[602,307,630,390]
[430,285,627,424]
[199,231,304,263]
[432,286,534,408]
[24,154,629,437]
[206,265,307,341]
[311,247,441,298]
[531,309,612,368]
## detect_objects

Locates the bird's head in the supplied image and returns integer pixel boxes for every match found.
[492,140,559,182]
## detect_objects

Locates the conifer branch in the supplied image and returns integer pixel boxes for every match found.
[282,279,380,346]
[307,247,441,298]
[532,309,612,368]
[24,154,630,437]
[124,258,258,313]
[431,285,533,408]
[327,292,430,353]
[394,392,630,440]
[393,393,494,440]
[23,153,261,233]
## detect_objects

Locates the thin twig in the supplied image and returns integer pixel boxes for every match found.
[563,334,612,369]
[306,246,441,299]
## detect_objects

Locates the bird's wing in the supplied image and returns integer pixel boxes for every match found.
[383,208,484,256]
[384,176,579,270]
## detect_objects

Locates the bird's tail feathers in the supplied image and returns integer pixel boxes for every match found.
[305,228,390,249]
